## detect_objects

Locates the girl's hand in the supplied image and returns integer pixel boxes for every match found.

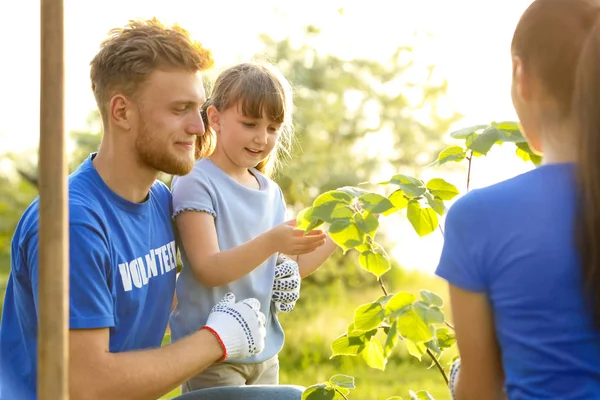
[267,219,326,255]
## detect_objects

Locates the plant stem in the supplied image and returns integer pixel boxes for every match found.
[438,224,444,237]
[378,278,389,296]
[427,348,449,385]
[376,252,449,387]
[445,321,455,330]
[335,388,349,400]
[466,150,473,192]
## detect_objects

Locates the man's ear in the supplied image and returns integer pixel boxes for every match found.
[513,56,531,103]
[109,94,133,131]
[206,105,221,133]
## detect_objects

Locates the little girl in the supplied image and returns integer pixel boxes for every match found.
[438,0,600,398]
[169,62,338,392]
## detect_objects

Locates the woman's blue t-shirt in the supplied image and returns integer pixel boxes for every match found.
[437,163,600,399]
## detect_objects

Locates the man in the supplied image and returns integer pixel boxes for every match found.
[0,19,304,400]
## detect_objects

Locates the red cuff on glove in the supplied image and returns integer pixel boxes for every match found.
[200,325,227,362]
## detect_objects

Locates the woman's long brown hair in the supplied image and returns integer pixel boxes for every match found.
[512,0,600,327]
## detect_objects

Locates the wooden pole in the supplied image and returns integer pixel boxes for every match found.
[38,0,68,399]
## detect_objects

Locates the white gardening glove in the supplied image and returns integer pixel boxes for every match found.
[449,358,461,399]
[202,292,266,361]
[272,254,301,313]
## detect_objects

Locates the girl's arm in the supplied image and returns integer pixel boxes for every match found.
[294,235,338,278]
[449,284,506,400]
[175,211,326,287]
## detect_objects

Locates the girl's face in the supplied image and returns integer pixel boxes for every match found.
[207,101,282,171]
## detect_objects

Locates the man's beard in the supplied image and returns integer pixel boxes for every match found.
[135,121,195,176]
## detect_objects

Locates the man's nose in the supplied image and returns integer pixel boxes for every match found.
[187,111,205,136]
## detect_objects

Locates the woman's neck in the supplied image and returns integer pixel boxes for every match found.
[539,119,578,165]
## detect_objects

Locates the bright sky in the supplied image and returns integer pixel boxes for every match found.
[0,0,535,273]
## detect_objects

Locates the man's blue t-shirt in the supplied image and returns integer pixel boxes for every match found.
[0,154,177,400]
[436,163,600,399]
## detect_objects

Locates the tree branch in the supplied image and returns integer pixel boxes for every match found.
[427,348,449,385]
[335,388,349,400]
[378,278,389,296]
[466,150,473,192]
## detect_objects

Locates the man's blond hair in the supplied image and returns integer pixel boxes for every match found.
[90,18,214,123]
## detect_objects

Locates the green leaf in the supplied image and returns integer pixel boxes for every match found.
[355,242,372,252]
[347,321,380,338]
[302,383,336,400]
[388,190,408,210]
[406,340,427,361]
[495,121,520,131]
[354,300,386,331]
[331,335,363,356]
[414,301,445,325]
[423,192,445,216]
[354,212,379,237]
[306,218,325,232]
[397,307,434,343]
[359,251,391,278]
[387,397,404,400]
[449,124,488,139]
[296,207,314,231]
[314,190,354,206]
[328,218,365,252]
[435,328,456,349]
[389,175,427,198]
[358,193,395,214]
[337,186,370,198]
[429,145,466,167]
[407,201,438,236]
[465,132,477,149]
[330,205,354,220]
[362,337,386,370]
[161,333,171,347]
[329,374,355,389]
[385,292,416,318]
[494,121,527,143]
[328,218,352,233]
[420,290,444,307]
[384,320,399,358]
[515,142,542,165]
[425,339,441,355]
[311,202,351,223]
[331,328,374,357]
[467,126,501,155]
[425,178,460,200]
[409,390,435,400]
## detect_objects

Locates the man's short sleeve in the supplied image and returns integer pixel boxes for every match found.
[435,191,488,293]
[28,223,115,329]
[171,169,216,218]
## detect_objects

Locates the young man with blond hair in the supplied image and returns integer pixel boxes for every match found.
[0,18,304,400]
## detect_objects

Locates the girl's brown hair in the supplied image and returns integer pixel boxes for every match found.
[196,62,294,177]
[512,0,600,327]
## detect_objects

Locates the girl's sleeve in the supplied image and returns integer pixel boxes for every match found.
[171,169,216,219]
